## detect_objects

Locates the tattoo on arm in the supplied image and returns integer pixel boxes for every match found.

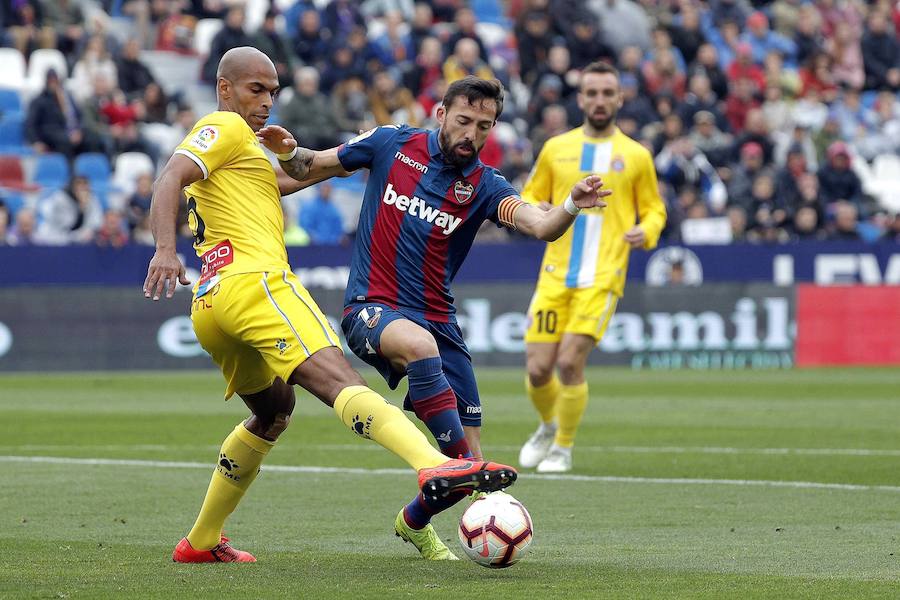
[279,147,315,181]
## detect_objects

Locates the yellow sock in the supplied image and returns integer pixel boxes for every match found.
[333,385,446,471]
[555,382,588,448]
[526,374,560,424]
[186,423,273,550]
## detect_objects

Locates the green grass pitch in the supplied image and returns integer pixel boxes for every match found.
[2,367,899,599]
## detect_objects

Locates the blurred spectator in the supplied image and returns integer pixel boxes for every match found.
[774,146,811,211]
[117,39,157,98]
[689,110,732,167]
[617,73,657,130]
[708,0,751,29]
[82,73,158,162]
[94,210,129,248]
[252,9,296,88]
[818,141,863,211]
[746,204,789,243]
[567,18,614,70]
[530,104,569,155]
[854,90,900,160]
[882,213,900,243]
[444,7,488,63]
[532,45,577,99]
[648,26,687,74]
[655,137,727,213]
[35,176,103,245]
[761,84,792,134]
[320,43,367,93]
[828,200,861,240]
[408,2,435,56]
[3,0,54,57]
[370,70,422,127]
[791,87,829,130]
[588,0,652,54]
[826,22,865,90]
[322,0,365,39]
[748,172,787,226]
[25,70,104,158]
[618,45,648,94]
[280,67,340,151]
[815,0,864,40]
[132,214,155,245]
[727,43,766,93]
[42,0,85,58]
[443,37,493,83]
[186,0,227,19]
[7,207,39,246]
[731,109,774,164]
[724,77,762,134]
[773,124,817,168]
[726,141,771,210]
[792,4,824,66]
[740,11,797,66]
[346,25,382,73]
[126,173,153,232]
[762,51,801,99]
[201,6,251,83]
[669,4,705,66]
[371,11,412,68]
[155,2,197,54]
[791,204,827,240]
[726,204,748,241]
[798,51,838,102]
[141,82,171,124]
[687,44,729,100]
[300,183,345,245]
[283,205,310,247]
[678,73,726,131]
[0,202,8,245]
[71,34,118,102]
[812,113,842,164]
[641,49,686,101]
[652,112,685,155]
[292,9,331,68]
[771,0,803,37]
[361,0,415,21]
[499,140,533,190]
[861,10,900,91]
[332,77,374,139]
[404,36,444,97]
[831,85,868,140]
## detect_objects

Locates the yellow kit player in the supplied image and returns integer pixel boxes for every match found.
[518,61,667,473]
[143,47,517,563]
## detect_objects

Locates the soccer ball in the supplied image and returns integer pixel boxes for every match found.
[457,491,533,568]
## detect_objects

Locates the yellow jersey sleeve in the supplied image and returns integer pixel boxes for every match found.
[175,112,246,179]
[520,142,554,205]
[632,149,667,250]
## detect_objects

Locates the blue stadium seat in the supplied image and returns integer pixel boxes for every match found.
[0,190,26,216]
[33,153,70,190]
[0,113,29,154]
[73,152,111,184]
[471,0,509,25]
[0,88,22,118]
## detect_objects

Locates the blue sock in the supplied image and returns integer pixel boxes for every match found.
[403,491,468,530]
[407,357,471,459]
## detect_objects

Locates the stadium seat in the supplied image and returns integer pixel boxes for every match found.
[0,190,26,215]
[868,153,900,213]
[33,153,70,190]
[111,151,155,203]
[194,19,224,56]
[74,153,112,184]
[26,49,68,93]
[475,22,510,50]
[245,0,270,33]
[0,48,27,91]
[0,113,30,155]
[0,88,23,119]
[0,155,37,191]
[471,0,510,26]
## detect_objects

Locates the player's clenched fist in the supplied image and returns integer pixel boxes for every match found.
[571,174,611,210]
[144,250,190,301]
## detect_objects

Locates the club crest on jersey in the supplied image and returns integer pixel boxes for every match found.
[453,180,474,204]
[358,306,383,329]
[611,155,625,172]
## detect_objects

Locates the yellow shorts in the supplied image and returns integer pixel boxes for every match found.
[523,283,619,344]
[190,270,340,398]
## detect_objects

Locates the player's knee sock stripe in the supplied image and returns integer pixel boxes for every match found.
[407,357,472,457]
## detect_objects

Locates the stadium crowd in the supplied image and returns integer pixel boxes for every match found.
[1,0,899,247]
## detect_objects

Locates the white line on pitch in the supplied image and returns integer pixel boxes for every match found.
[6,444,900,457]
[5,455,900,494]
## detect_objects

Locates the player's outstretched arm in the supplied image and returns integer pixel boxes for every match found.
[143,154,200,300]
[513,175,610,242]
[256,125,352,194]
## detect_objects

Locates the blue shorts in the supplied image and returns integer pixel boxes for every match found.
[341,302,482,427]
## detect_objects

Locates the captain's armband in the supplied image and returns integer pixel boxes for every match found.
[498,196,526,230]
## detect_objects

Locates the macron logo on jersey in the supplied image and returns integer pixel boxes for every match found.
[395,151,428,174]
[382,183,462,235]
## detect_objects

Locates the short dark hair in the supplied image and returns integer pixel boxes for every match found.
[581,61,620,81]
[441,76,505,120]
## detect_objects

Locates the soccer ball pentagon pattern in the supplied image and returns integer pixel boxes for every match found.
[457,491,533,568]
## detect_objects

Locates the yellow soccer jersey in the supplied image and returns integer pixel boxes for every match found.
[521,126,666,296]
[175,111,287,295]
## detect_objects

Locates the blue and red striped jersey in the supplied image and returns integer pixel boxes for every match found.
[338,125,519,322]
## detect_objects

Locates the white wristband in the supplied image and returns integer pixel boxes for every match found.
[276,147,298,161]
[563,195,581,216]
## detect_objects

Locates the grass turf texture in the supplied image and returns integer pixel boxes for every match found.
[2,368,899,599]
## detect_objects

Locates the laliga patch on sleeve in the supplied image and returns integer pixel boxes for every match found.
[188,126,219,152]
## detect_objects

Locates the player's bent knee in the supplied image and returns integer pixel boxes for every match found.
[266,413,291,438]
[402,334,440,364]
[556,355,587,383]
[526,358,554,385]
